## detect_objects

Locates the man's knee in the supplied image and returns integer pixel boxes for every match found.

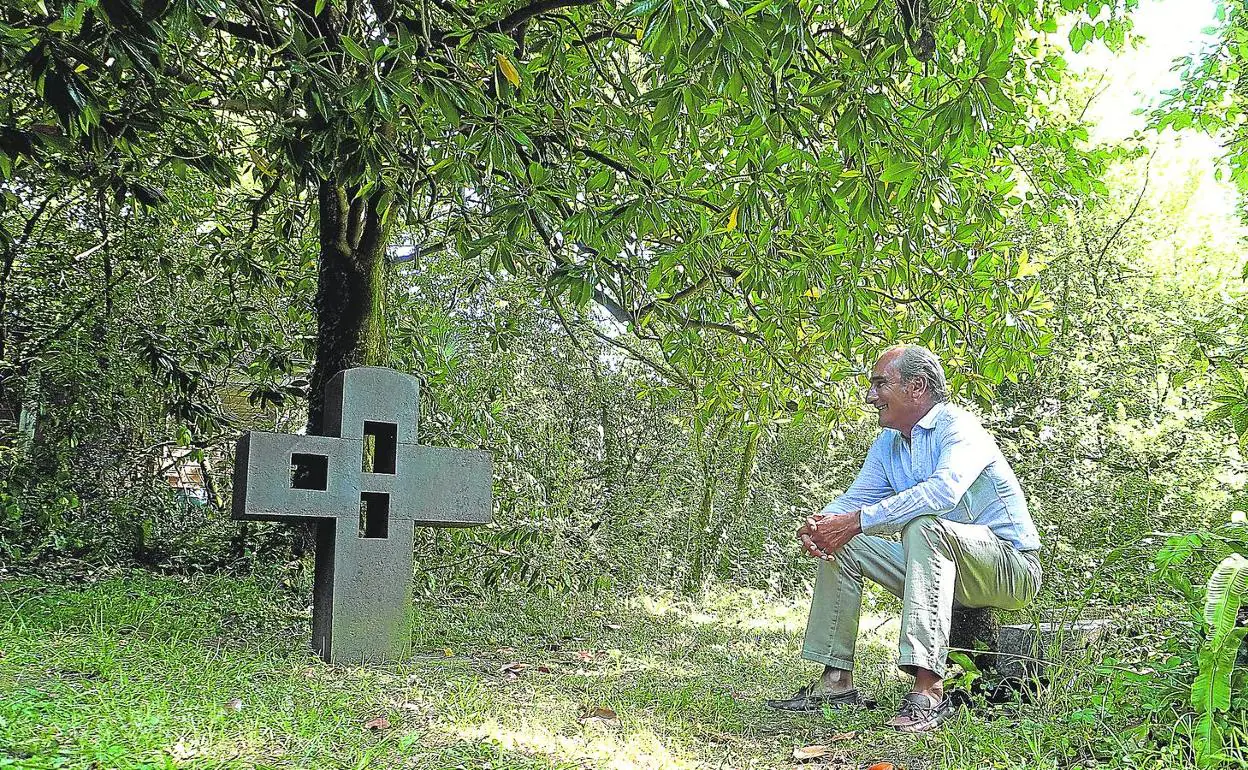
[831,534,870,577]
[901,515,948,552]
[901,514,942,538]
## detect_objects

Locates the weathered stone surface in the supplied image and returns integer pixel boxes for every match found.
[995,619,1112,678]
[232,366,492,664]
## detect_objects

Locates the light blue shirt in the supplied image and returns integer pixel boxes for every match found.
[820,402,1041,552]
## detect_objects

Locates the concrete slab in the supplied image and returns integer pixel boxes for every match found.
[995,619,1113,678]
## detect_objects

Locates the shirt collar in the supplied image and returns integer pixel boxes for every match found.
[914,402,946,431]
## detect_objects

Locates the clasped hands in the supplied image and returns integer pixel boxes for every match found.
[798,510,863,561]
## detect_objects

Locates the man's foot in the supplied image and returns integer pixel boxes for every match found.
[764,681,874,713]
[885,691,956,732]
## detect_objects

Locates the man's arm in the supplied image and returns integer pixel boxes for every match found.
[858,418,994,536]
[818,433,894,516]
[799,434,893,559]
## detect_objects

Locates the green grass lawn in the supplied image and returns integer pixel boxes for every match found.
[0,570,1200,769]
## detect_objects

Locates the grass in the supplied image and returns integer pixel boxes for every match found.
[0,570,1217,769]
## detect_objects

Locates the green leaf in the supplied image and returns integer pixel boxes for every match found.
[1204,553,1248,637]
[626,0,665,17]
[342,36,370,63]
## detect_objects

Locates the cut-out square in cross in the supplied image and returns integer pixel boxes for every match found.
[232,367,492,664]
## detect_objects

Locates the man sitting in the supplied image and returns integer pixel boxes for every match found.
[766,345,1042,733]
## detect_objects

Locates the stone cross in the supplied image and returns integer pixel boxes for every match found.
[232,366,492,664]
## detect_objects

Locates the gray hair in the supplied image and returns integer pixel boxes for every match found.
[886,345,949,403]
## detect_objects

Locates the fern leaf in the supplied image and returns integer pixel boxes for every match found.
[1191,643,1222,713]
[1193,710,1226,768]
[1204,553,1248,638]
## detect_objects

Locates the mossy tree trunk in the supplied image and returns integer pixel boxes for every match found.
[291,181,394,560]
[306,181,394,436]
[684,427,756,593]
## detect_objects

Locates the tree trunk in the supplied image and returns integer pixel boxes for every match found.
[291,182,394,560]
[687,429,758,590]
[306,182,393,434]
[683,423,749,593]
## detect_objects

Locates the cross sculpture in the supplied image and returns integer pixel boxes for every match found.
[232,366,492,664]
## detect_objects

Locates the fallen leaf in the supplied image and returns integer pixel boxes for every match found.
[496,647,516,656]
[605,623,622,631]
[575,650,594,662]
[866,763,896,770]
[442,648,454,657]
[792,744,829,761]
[578,706,619,724]
[500,662,529,681]
[400,701,422,712]
[829,731,857,742]
[536,665,553,673]
[364,716,391,731]
[223,698,243,712]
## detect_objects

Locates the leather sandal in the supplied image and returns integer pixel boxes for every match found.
[885,691,957,732]
[764,681,876,713]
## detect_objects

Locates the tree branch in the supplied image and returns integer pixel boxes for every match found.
[487,0,599,34]
[198,13,281,47]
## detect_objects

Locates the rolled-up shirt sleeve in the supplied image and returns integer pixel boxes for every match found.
[820,433,894,516]
[858,419,994,535]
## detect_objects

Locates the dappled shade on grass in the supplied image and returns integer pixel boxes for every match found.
[0,571,1201,769]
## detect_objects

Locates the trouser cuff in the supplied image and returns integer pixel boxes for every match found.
[801,649,855,671]
[897,655,946,678]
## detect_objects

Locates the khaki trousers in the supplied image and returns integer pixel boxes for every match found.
[801,515,1041,677]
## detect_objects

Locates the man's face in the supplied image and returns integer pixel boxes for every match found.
[865,353,926,434]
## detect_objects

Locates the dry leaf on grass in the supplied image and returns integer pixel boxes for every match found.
[866,763,896,770]
[500,662,529,677]
[536,665,553,673]
[792,744,829,761]
[574,650,594,662]
[441,648,454,657]
[829,732,856,742]
[400,701,422,712]
[363,716,392,731]
[578,706,619,724]
[223,698,243,712]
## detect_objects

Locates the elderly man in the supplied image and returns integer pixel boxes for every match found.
[766,346,1042,733]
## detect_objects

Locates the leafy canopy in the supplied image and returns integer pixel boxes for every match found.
[2,0,1134,425]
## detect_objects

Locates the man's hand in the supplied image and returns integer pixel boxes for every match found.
[797,511,862,560]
